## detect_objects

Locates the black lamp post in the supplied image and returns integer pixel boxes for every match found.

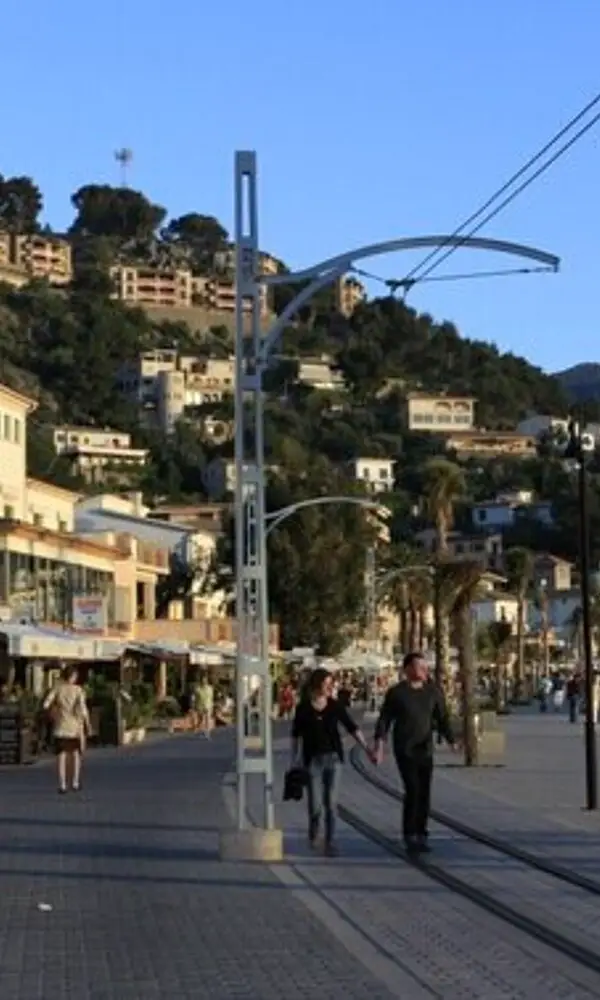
[565,418,597,811]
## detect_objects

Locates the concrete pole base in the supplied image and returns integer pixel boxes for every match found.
[219,827,284,862]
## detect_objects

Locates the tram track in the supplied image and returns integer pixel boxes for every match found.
[344,746,600,976]
[350,745,600,896]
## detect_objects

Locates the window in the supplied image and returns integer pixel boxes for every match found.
[477,509,487,522]
[33,513,43,527]
[3,415,10,439]
[58,519,68,532]
[378,467,389,479]
[362,468,370,479]
[3,504,14,519]
[14,420,20,444]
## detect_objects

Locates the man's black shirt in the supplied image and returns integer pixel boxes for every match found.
[374,680,454,760]
[292,697,358,766]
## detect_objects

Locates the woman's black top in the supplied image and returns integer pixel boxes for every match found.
[292,696,358,766]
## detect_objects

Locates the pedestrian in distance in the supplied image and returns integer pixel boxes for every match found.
[372,652,457,856]
[43,664,91,794]
[291,667,374,857]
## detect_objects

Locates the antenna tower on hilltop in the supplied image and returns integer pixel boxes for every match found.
[114,148,133,187]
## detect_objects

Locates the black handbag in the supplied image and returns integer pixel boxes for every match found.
[283,766,307,802]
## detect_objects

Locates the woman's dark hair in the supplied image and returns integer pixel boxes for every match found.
[307,667,331,694]
[61,663,77,683]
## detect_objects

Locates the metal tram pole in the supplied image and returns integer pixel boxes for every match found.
[221,149,560,861]
[567,419,598,811]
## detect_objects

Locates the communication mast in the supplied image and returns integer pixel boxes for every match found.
[114,148,133,187]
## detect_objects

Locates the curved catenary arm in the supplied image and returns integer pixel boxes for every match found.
[258,235,560,366]
[262,235,560,286]
[265,496,384,539]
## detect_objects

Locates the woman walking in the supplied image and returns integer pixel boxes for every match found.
[43,664,90,794]
[291,667,373,856]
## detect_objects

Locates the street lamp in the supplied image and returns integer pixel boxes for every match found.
[565,419,597,811]
[265,496,383,539]
[224,149,560,859]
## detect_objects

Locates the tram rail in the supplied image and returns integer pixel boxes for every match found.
[345,746,600,976]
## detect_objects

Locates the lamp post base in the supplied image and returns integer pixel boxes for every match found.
[218,827,284,862]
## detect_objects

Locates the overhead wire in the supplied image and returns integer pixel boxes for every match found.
[351,89,600,297]
[412,104,600,284]
[401,88,600,286]
[350,263,555,290]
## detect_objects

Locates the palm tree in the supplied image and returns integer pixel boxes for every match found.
[439,558,488,766]
[504,547,534,699]
[379,544,432,653]
[423,458,467,689]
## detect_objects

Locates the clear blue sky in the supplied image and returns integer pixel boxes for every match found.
[3,0,599,373]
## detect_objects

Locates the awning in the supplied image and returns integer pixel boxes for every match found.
[0,623,97,660]
[94,638,126,661]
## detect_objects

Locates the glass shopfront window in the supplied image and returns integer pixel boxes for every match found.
[4,552,116,626]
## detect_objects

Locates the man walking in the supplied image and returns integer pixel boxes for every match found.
[373,652,456,855]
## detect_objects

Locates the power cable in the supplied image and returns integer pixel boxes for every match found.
[413,105,600,283]
[350,263,555,291]
[401,89,600,286]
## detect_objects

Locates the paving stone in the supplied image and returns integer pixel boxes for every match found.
[0,732,399,1000]
[247,727,600,999]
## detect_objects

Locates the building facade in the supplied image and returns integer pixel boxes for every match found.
[346,457,395,493]
[116,350,235,433]
[0,384,169,636]
[53,426,148,484]
[109,264,269,316]
[445,430,538,460]
[0,232,72,288]
[407,393,476,432]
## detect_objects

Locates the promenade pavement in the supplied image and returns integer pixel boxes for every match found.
[0,728,400,1000]
[407,708,600,874]
[241,721,600,1000]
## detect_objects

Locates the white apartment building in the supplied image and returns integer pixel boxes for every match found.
[0,232,72,288]
[75,494,224,618]
[53,426,148,484]
[407,393,475,432]
[471,595,520,631]
[346,457,395,493]
[516,415,569,439]
[471,493,553,532]
[415,529,504,573]
[117,350,235,433]
[110,265,269,316]
[297,360,344,391]
[517,414,600,449]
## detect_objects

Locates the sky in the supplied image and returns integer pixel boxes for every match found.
[3,0,600,373]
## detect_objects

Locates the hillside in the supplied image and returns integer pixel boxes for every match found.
[555,362,600,402]
[2,169,597,653]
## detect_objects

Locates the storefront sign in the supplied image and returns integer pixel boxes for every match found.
[72,595,107,634]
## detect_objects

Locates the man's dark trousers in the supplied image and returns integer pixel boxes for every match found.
[395,753,433,841]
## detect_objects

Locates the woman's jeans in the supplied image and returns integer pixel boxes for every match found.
[306,753,340,844]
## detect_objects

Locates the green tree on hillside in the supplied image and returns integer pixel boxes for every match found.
[161,213,228,274]
[0,175,43,232]
[70,185,166,243]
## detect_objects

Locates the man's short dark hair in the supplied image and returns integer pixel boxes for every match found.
[402,652,424,671]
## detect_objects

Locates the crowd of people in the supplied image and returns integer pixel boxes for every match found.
[537,669,600,721]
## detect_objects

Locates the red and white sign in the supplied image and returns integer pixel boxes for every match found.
[72,595,107,634]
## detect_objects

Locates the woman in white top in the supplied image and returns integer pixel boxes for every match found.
[43,664,90,794]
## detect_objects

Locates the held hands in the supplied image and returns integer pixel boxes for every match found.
[367,742,383,766]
